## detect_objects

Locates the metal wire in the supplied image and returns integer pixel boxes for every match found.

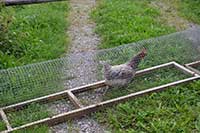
[0,27,200,108]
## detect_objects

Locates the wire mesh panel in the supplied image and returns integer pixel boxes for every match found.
[0,27,200,106]
[0,58,72,107]
[0,27,200,132]
[97,26,200,70]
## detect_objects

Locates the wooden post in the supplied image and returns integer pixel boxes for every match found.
[185,61,200,76]
[186,60,200,67]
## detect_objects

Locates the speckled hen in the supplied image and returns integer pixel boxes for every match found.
[103,48,147,87]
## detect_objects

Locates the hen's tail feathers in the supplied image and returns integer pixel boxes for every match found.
[127,48,147,69]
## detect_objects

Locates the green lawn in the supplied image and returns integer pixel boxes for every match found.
[7,103,51,133]
[0,2,69,69]
[0,0,200,132]
[92,0,175,49]
[7,103,51,127]
[0,58,66,107]
[93,0,200,132]
[95,81,200,132]
[176,0,200,24]
[0,114,50,133]
[0,2,69,132]
[0,120,6,132]
[96,42,200,132]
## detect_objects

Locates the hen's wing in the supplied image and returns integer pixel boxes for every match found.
[106,65,134,80]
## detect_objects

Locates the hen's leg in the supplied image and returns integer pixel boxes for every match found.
[102,85,110,96]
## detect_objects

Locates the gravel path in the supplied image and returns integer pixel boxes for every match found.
[50,0,106,132]
[68,0,99,53]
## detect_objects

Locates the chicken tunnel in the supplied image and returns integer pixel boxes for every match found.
[0,26,200,132]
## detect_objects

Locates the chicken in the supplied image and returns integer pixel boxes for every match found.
[102,48,147,87]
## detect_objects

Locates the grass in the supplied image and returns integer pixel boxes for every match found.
[0,2,69,69]
[92,0,175,49]
[13,125,49,133]
[0,0,200,132]
[194,66,200,71]
[7,103,51,127]
[176,0,200,24]
[0,103,50,132]
[95,81,200,132]
[0,120,6,131]
[0,2,71,108]
[95,60,199,132]
[0,58,68,107]
[97,31,200,70]
[93,0,200,132]
[0,3,69,132]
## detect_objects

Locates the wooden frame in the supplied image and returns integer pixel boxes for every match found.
[0,61,200,133]
[185,61,200,75]
[0,109,11,131]
[3,0,66,6]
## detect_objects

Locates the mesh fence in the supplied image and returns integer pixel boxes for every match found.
[0,27,200,130]
[1,27,200,107]
[76,26,200,105]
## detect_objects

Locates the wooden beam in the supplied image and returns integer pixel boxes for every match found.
[0,109,12,131]
[185,61,200,76]
[7,76,200,132]
[3,81,106,112]
[70,80,106,94]
[185,65,200,76]
[172,62,196,76]
[135,62,174,77]
[4,0,66,6]
[186,60,200,67]
[67,91,83,108]
[3,90,69,112]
